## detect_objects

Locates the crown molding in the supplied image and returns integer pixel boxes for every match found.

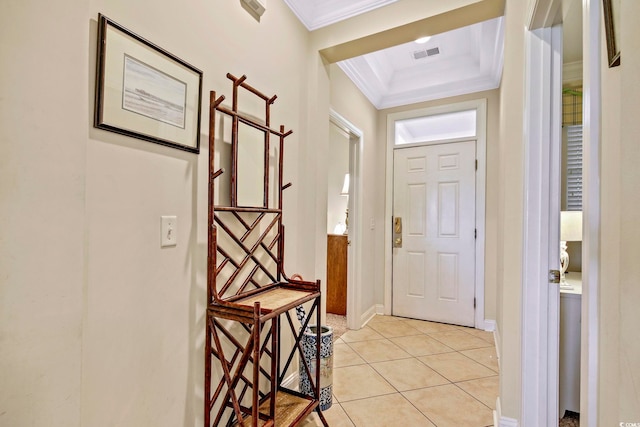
[283,0,397,31]
[563,60,583,84]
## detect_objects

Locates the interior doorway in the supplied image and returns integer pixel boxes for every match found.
[325,120,350,317]
[520,0,601,425]
[328,109,363,331]
[384,99,488,329]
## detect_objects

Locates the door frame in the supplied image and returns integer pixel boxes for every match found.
[522,0,601,425]
[330,108,364,330]
[391,140,479,326]
[520,23,563,426]
[581,1,602,424]
[384,99,488,329]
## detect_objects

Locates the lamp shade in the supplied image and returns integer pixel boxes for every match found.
[560,211,583,242]
[340,173,350,196]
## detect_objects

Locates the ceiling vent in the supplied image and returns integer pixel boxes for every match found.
[412,47,440,61]
[241,0,266,17]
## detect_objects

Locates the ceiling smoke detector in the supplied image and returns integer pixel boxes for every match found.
[412,47,440,60]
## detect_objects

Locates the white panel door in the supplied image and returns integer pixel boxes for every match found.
[392,141,476,326]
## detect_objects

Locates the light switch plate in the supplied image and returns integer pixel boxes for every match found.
[161,216,177,247]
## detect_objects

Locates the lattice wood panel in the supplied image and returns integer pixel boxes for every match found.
[213,210,282,302]
[207,317,275,427]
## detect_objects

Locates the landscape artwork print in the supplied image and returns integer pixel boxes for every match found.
[94,14,202,153]
[122,55,187,129]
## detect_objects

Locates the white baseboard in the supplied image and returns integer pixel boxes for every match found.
[375,304,384,315]
[494,321,502,359]
[281,372,298,390]
[495,397,519,427]
[360,305,377,327]
[484,319,499,370]
[483,319,496,332]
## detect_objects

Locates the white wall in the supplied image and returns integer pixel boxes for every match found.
[616,0,640,415]
[496,0,527,420]
[599,0,640,422]
[329,64,381,322]
[0,2,87,426]
[0,1,317,426]
[599,29,622,423]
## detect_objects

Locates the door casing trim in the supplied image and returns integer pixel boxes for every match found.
[330,108,364,330]
[521,24,562,426]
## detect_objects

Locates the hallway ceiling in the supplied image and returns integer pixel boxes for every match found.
[283,1,582,109]
[283,0,504,109]
[337,17,504,109]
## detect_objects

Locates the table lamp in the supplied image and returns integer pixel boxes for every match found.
[340,173,349,235]
[560,211,582,288]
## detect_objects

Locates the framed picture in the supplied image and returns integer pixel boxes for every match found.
[603,0,621,67]
[95,14,203,153]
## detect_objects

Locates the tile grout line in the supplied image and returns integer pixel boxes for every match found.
[339,334,441,425]
[331,316,499,427]
[451,378,499,412]
[342,355,441,426]
[397,389,440,426]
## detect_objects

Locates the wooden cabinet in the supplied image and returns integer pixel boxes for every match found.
[326,234,347,315]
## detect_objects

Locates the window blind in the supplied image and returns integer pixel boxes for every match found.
[565,125,583,211]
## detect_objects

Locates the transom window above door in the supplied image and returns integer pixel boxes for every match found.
[395,109,477,145]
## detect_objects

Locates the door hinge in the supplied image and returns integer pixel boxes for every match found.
[474,229,477,239]
[475,159,478,170]
[474,298,476,309]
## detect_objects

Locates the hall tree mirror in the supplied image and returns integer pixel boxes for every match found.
[236,123,266,207]
[212,82,281,209]
[229,122,281,209]
[558,0,584,420]
[234,84,273,208]
[213,113,233,207]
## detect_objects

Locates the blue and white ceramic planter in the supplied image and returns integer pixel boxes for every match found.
[299,325,333,411]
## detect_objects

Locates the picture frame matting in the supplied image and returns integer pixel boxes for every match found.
[94,14,203,153]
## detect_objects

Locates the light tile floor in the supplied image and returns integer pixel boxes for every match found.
[302,315,498,427]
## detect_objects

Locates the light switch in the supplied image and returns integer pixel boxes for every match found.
[161,216,177,247]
